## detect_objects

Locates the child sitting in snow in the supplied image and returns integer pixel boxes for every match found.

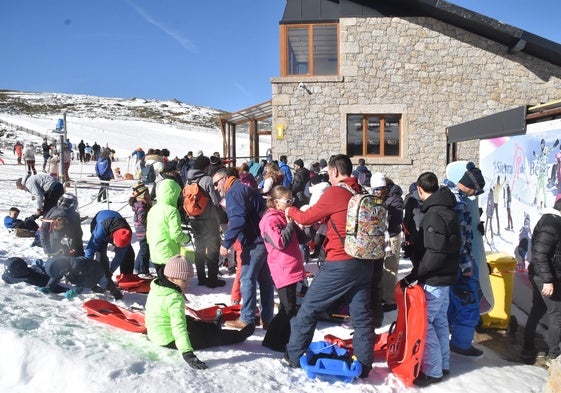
[4,207,39,237]
[144,255,255,370]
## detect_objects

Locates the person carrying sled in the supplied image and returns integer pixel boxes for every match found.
[145,255,255,370]
[401,172,461,386]
[259,186,307,352]
[282,154,375,379]
[445,162,486,358]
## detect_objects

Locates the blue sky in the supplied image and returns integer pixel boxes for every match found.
[0,1,559,112]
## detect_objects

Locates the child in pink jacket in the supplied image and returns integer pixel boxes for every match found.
[259,185,307,352]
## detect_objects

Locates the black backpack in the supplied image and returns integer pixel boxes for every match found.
[140,163,156,184]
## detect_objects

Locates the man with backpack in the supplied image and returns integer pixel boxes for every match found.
[184,155,225,288]
[282,154,375,379]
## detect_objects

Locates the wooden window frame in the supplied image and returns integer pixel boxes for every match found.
[347,114,403,158]
[280,23,339,77]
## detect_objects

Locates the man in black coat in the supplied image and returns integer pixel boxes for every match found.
[522,198,561,364]
[403,171,461,386]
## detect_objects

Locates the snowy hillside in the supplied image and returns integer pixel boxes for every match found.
[0,90,270,161]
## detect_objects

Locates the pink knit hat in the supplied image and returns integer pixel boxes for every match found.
[164,255,194,281]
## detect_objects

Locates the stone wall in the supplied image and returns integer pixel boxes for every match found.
[271,16,561,187]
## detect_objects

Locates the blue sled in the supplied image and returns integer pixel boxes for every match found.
[299,341,362,383]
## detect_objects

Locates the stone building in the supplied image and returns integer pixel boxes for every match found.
[270,0,561,186]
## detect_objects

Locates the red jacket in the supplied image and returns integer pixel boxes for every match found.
[287,177,361,261]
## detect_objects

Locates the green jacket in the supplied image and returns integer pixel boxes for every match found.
[145,279,193,354]
[146,179,190,265]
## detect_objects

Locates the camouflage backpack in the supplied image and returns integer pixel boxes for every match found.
[331,183,387,259]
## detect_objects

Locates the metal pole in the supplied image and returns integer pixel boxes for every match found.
[59,112,66,183]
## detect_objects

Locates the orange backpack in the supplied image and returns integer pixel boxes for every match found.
[182,179,210,217]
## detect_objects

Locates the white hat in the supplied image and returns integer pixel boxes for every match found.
[370,172,386,188]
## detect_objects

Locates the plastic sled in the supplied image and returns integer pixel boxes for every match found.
[116,273,152,294]
[116,273,152,293]
[386,284,427,387]
[299,341,362,383]
[185,303,241,323]
[83,299,146,334]
[324,332,388,358]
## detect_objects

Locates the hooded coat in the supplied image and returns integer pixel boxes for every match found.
[408,186,461,286]
[145,279,193,354]
[259,208,306,289]
[146,179,190,266]
[530,207,561,285]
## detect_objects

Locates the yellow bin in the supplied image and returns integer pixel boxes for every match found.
[480,252,517,330]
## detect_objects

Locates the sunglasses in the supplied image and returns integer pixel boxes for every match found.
[276,197,295,205]
[213,176,225,187]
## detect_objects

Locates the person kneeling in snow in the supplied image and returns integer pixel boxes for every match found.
[2,257,64,293]
[38,256,122,300]
[145,255,255,370]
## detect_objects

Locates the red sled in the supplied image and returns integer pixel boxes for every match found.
[185,303,241,323]
[386,284,427,387]
[83,299,146,334]
[324,332,388,359]
[116,274,152,294]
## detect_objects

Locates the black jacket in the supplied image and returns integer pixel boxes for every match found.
[530,208,561,284]
[384,183,404,237]
[408,186,460,286]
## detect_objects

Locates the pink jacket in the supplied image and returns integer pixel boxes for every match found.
[259,208,306,289]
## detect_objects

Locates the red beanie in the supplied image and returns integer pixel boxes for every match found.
[112,228,132,248]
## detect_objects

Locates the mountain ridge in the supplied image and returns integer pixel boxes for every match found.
[0,89,227,129]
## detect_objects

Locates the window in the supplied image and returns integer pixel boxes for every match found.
[347,114,401,157]
[281,23,338,76]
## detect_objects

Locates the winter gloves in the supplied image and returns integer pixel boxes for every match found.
[183,351,208,370]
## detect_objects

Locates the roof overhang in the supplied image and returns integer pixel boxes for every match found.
[220,100,272,125]
[446,106,527,143]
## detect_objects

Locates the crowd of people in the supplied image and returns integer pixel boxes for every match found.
[3,146,559,386]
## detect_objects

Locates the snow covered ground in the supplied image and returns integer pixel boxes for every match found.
[0,116,549,392]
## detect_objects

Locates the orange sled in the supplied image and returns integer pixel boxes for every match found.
[83,299,146,334]
[185,303,242,323]
[386,284,427,387]
[116,274,152,294]
[323,332,388,359]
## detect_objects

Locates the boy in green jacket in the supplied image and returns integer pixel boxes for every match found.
[145,255,255,370]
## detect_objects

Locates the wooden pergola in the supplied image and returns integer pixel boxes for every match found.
[219,100,272,166]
